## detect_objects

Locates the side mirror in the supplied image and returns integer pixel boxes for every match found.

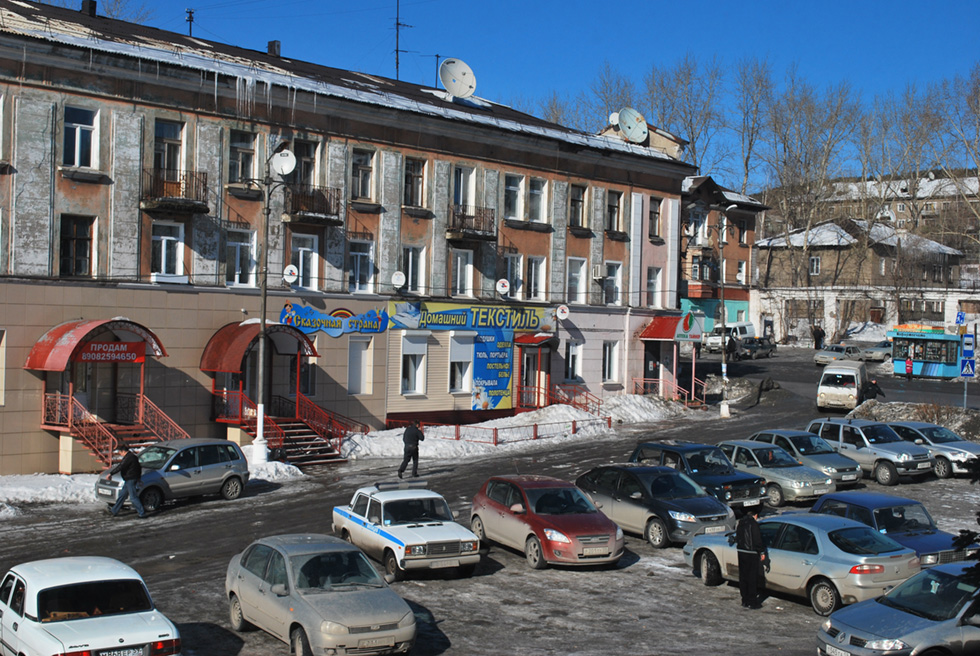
[509,503,526,514]
[452,509,459,519]
[271,583,288,596]
[914,438,924,445]
[962,613,980,628]
[630,492,642,500]
[169,464,181,471]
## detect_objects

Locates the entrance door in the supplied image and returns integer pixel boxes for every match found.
[643,343,660,394]
[520,348,550,407]
[91,361,118,422]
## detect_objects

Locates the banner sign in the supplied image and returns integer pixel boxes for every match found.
[75,341,145,363]
[280,302,388,338]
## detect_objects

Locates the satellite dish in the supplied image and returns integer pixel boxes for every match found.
[556,305,570,321]
[617,107,649,144]
[391,271,407,288]
[439,58,476,99]
[608,111,620,126]
[269,149,296,177]
[495,278,511,295]
[282,264,299,284]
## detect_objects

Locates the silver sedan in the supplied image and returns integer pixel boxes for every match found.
[720,440,835,507]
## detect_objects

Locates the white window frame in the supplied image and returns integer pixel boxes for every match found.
[401,245,425,294]
[528,178,547,223]
[151,221,186,283]
[348,336,372,396]
[809,256,821,276]
[292,139,317,186]
[736,260,746,284]
[229,130,255,183]
[648,196,661,238]
[401,331,429,395]
[526,256,546,301]
[602,341,619,382]
[604,261,622,306]
[504,174,524,221]
[453,165,475,208]
[63,106,97,169]
[567,257,586,304]
[351,149,374,200]
[564,340,583,382]
[226,229,255,287]
[569,185,587,228]
[646,266,662,307]
[449,331,476,394]
[349,241,375,293]
[451,249,474,297]
[291,233,318,290]
[504,253,523,300]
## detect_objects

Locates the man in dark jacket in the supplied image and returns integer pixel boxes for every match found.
[397,419,425,479]
[107,442,146,518]
[862,378,885,400]
[735,506,766,608]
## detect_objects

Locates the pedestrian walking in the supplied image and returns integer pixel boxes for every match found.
[107,442,146,518]
[398,419,425,479]
[862,378,885,400]
[905,356,914,382]
[812,326,825,350]
[726,335,739,361]
[735,506,767,609]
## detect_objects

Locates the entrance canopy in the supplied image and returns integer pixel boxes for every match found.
[514,332,559,348]
[24,318,167,371]
[200,320,319,374]
[638,313,705,342]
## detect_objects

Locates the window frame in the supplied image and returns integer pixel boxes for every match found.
[453,165,476,208]
[606,190,623,232]
[504,174,524,221]
[348,240,376,294]
[63,106,98,169]
[226,228,256,287]
[291,233,318,290]
[604,261,623,306]
[400,331,428,395]
[526,256,546,301]
[601,340,619,382]
[229,130,256,184]
[151,220,186,283]
[348,336,372,396]
[569,185,587,228]
[648,196,661,239]
[451,249,474,297]
[528,178,547,223]
[448,331,475,394]
[403,157,426,207]
[564,340,583,382]
[566,257,587,304]
[809,256,821,276]
[153,119,183,172]
[351,149,375,201]
[646,266,662,307]
[401,245,425,294]
[504,253,523,300]
[59,214,95,278]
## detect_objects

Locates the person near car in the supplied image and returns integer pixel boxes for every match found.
[862,378,885,400]
[735,506,766,609]
[398,419,425,479]
[812,325,825,350]
[107,442,146,518]
[726,335,739,360]
[905,356,913,382]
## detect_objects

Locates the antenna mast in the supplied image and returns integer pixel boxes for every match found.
[394,0,412,80]
[186,8,194,36]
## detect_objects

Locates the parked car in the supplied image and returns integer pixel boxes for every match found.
[719,440,835,507]
[740,336,777,359]
[683,513,920,616]
[0,556,180,656]
[629,440,767,510]
[817,361,869,411]
[470,475,624,569]
[94,438,249,512]
[705,322,756,353]
[810,491,979,567]
[226,534,416,656]
[887,421,980,478]
[859,340,893,362]
[814,344,864,366]
[747,429,862,488]
[331,480,480,580]
[816,562,980,656]
[806,418,934,486]
[575,464,735,548]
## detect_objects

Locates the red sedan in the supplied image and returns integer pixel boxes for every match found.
[470,475,624,569]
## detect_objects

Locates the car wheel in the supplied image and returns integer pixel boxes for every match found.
[525,536,547,570]
[874,461,899,486]
[698,550,723,586]
[384,550,405,582]
[644,517,670,549]
[470,515,486,540]
[228,594,253,632]
[765,484,784,508]
[291,627,313,656]
[809,578,841,616]
[341,529,353,544]
[139,487,163,513]
[220,477,243,501]
[934,457,953,479]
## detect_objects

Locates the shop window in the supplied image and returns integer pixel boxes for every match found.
[449,332,475,393]
[401,332,428,395]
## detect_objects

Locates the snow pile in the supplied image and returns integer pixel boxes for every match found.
[603,394,689,424]
[849,400,980,440]
[0,473,99,505]
[241,445,306,482]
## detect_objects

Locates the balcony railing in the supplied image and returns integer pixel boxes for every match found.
[283,184,343,224]
[142,168,208,202]
[447,204,496,240]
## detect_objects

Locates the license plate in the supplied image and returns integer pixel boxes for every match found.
[814,487,830,495]
[841,474,857,481]
[97,488,113,496]
[101,649,143,656]
[823,642,851,656]
[582,547,608,556]
[704,526,725,534]
[359,637,395,649]
[743,499,760,506]
[429,559,459,569]
[917,462,931,469]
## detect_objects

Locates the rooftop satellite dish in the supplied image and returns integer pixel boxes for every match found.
[270,149,296,177]
[617,107,648,144]
[608,111,620,126]
[439,58,476,99]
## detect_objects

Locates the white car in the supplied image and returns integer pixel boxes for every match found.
[332,480,480,580]
[0,557,180,656]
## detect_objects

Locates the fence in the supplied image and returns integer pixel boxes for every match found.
[404,416,613,447]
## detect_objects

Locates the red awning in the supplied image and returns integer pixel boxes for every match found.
[24,319,167,372]
[200,321,318,374]
[514,332,558,347]
[638,313,704,342]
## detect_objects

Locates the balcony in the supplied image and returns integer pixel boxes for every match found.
[141,169,210,214]
[282,184,343,226]
[446,204,496,241]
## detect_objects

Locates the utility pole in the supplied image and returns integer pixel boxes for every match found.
[186,8,194,37]
[394,0,412,81]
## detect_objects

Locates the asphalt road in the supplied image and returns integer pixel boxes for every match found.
[3,347,979,656]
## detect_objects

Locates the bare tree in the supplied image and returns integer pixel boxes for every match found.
[41,0,154,23]
[577,62,638,134]
[731,57,773,194]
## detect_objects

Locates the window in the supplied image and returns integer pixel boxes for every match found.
[349,241,375,293]
[351,149,374,200]
[400,246,424,294]
[897,203,906,212]
[606,191,622,231]
[504,253,523,300]
[504,174,523,220]
[401,332,428,395]
[737,261,746,284]
[229,130,255,183]
[737,219,747,244]
[154,120,182,172]
[292,140,317,186]
[691,255,701,281]
[646,267,662,307]
[404,157,425,207]
[151,222,185,281]
[63,106,96,168]
[453,165,475,207]
[567,257,586,304]
[809,256,821,276]
[449,332,474,393]
[604,262,622,305]
[880,257,887,276]
[564,341,582,381]
[60,215,94,278]
[602,341,619,382]
[451,249,473,297]
[289,354,317,396]
[648,196,661,238]
[569,185,587,227]
[348,336,371,395]
[291,234,318,289]
[528,178,547,223]
[0,330,6,406]
[526,257,546,301]
[226,229,255,286]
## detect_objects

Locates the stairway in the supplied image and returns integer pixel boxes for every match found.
[253,418,347,467]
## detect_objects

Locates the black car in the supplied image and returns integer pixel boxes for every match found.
[576,464,735,548]
[740,336,776,359]
[628,440,767,510]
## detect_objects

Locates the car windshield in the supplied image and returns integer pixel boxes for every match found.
[828,526,904,555]
[38,579,152,622]
[789,434,834,455]
[751,447,799,468]
[872,503,936,533]
[383,497,454,525]
[878,568,980,622]
[292,551,384,591]
[643,472,707,499]
[526,487,597,515]
[823,346,846,354]
[918,426,963,444]
[137,446,178,470]
[862,425,902,444]
[819,373,856,388]
[685,448,732,473]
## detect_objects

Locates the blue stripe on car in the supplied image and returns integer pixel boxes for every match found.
[333,507,406,547]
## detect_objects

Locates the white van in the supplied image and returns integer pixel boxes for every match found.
[706,322,756,353]
[816,361,868,410]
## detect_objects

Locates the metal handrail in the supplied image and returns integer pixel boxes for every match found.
[448,204,496,236]
[284,183,342,216]
[142,168,208,202]
[211,390,286,448]
[68,396,117,466]
[138,394,193,442]
[553,384,603,415]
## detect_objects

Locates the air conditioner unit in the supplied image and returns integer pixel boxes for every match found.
[592,264,605,280]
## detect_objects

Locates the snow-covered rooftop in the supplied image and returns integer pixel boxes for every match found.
[757,219,962,256]
[825,177,980,202]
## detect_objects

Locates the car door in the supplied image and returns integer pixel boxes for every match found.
[360,498,387,559]
[256,549,292,639]
[773,435,799,460]
[764,523,819,596]
[838,426,873,470]
[480,481,524,550]
[578,468,619,524]
[162,445,202,498]
[196,444,228,494]
[731,446,765,480]
[0,573,24,656]
[498,484,533,549]
[234,544,276,635]
[343,494,373,553]
[614,472,649,534]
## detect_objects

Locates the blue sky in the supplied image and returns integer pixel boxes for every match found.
[144,0,977,110]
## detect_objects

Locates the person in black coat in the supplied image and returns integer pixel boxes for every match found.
[107,442,146,518]
[862,378,885,400]
[398,419,425,479]
[735,506,767,609]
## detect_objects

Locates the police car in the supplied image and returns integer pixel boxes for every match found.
[332,480,481,581]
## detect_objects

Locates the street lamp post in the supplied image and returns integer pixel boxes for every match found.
[252,147,296,465]
[718,203,739,419]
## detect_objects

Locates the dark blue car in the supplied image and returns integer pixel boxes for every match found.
[810,491,978,567]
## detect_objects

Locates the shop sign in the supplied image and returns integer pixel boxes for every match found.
[280,302,388,337]
[75,341,146,363]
